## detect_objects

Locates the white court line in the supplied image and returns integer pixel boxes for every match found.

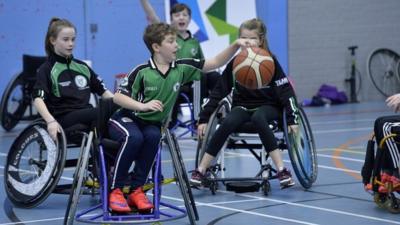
[0,217,65,225]
[317,153,365,162]
[160,195,318,225]
[313,127,371,134]
[310,119,374,125]
[161,192,400,225]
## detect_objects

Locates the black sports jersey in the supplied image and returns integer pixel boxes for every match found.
[33,52,107,116]
[117,57,205,124]
[199,55,299,125]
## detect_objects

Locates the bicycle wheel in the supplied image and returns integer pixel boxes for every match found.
[0,73,28,131]
[165,130,198,225]
[283,107,317,189]
[64,131,93,225]
[4,121,67,208]
[195,98,230,168]
[367,48,400,97]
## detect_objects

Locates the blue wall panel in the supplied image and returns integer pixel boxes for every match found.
[0,0,286,94]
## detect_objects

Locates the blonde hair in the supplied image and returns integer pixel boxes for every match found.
[45,17,76,56]
[239,18,269,51]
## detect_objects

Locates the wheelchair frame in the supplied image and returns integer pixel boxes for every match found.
[0,55,46,131]
[169,92,197,139]
[195,97,318,195]
[4,98,199,224]
[363,134,400,213]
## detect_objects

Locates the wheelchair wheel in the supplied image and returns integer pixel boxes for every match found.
[4,121,67,208]
[64,131,93,225]
[0,73,28,131]
[283,107,317,189]
[165,130,198,224]
[195,98,230,168]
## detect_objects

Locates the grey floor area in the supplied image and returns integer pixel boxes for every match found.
[0,101,399,225]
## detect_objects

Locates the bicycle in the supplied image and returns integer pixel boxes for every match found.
[367,48,400,97]
[0,55,45,131]
[344,46,362,103]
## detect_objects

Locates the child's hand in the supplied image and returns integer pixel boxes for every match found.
[47,120,61,141]
[235,38,258,48]
[197,123,207,139]
[288,124,299,134]
[142,100,164,112]
[386,93,400,112]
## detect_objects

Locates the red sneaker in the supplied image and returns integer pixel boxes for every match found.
[378,185,388,193]
[109,188,131,213]
[127,187,154,211]
[391,175,400,191]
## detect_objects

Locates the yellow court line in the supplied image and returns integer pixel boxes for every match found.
[332,133,372,180]
[318,147,366,155]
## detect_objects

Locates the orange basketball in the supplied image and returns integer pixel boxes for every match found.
[232,47,275,89]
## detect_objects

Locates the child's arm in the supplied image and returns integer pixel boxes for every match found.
[113,92,163,112]
[140,0,161,24]
[33,98,61,140]
[202,38,256,72]
[101,90,114,99]
[386,93,400,112]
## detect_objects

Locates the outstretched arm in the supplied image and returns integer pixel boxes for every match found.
[140,0,161,24]
[202,38,256,72]
[113,92,163,112]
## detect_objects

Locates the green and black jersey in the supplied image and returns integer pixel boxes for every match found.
[33,52,107,116]
[117,57,205,124]
[176,31,204,60]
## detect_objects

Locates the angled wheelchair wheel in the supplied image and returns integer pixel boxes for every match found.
[165,130,198,224]
[4,120,67,208]
[195,98,231,168]
[64,131,93,225]
[0,73,28,131]
[283,107,317,189]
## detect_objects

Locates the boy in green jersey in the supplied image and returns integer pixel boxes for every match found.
[107,22,254,213]
[140,0,220,127]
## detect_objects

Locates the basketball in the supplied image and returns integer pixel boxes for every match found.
[232,47,275,89]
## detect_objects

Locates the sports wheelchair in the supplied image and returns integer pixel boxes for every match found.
[195,97,318,195]
[4,98,198,224]
[0,54,46,131]
[362,132,400,213]
[169,92,197,139]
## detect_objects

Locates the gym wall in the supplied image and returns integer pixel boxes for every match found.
[288,0,400,102]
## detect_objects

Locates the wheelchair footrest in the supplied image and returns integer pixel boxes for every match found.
[225,181,260,193]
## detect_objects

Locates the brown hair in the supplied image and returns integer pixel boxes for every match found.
[170,3,191,17]
[143,23,176,54]
[44,17,76,56]
[239,18,270,51]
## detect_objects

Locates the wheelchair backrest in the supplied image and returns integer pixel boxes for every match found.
[22,54,46,79]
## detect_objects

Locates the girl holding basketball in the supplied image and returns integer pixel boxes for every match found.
[191,18,299,189]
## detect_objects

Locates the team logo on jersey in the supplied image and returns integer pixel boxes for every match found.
[191,48,198,56]
[74,75,87,88]
[173,82,180,92]
[120,76,128,87]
